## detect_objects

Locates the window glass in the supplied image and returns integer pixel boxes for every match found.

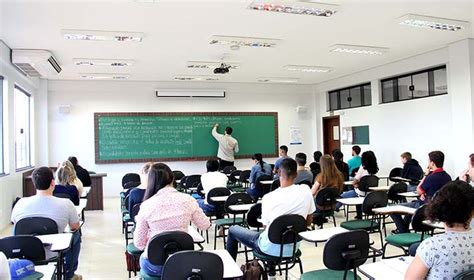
[350,87,362,107]
[339,89,350,109]
[14,86,31,170]
[398,76,412,100]
[382,80,395,103]
[433,68,447,95]
[327,83,371,111]
[0,77,3,174]
[412,72,429,98]
[363,84,372,105]
[329,92,338,111]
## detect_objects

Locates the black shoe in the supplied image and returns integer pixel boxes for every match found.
[391,229,400,234]
[354,215,362,220]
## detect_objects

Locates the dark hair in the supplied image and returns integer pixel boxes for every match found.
[252,153,264,172]
[67,156,78,166]
[143,163,175,200]
[206,159,219,172]
[313,151,323,162]
[361,151,379,175]
[295,153,307,166]
[426,180,474,229]
[32,167,54,190]
[428,151,444,168]
[352,146,361,155]
[279,158,297,179]
[280,145,288,153]
[332,149,344,162]
[469,153,474,167]
[400,152,412,160]
[225,127,233,135]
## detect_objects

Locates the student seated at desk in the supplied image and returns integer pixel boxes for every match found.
[405,180,474,280]
[336,151,379,219]
[226,158,315,260]
[68,156,91,187]
[332,149,349,181]
[197,159,228,213]
[309,151,322,174]
[128,162,153,212]
[11,167,81,280]
[273,145,290,176]
[459,153,474,187]
[294,152,314,185]
[133,163,211,277]
[391,151,452,233]
[348,145,362,177]
[57,160,83,197]
[54,163,81,206]
[246,153,272,199]
[400,152,424,192]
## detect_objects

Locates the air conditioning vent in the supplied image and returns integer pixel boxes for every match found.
[156,89,225,98]
[47,56,62,73]
[12,49,62,78]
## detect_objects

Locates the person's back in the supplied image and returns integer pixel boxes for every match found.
[54,184,80,205]
[251,162,272,180]
[420,169,451,199]
[211,125,239,163]
[201,171,228,195]
[68,156,91,186]
[128,187,146,212]
[348,146,362,176]
[295,170,313,185]
[402,158,424,184]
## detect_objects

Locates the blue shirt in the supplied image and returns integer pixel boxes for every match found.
[53,184,80,206]
[249,162,272,185]
[274,156,290,171]
[420,169,452,202]
[347,155,362,176]
[128,188,146,212]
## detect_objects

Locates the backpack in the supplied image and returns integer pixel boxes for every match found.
[240,260,268,280]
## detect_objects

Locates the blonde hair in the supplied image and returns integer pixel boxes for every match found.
[141,162,154,175]
[56,160,78,185]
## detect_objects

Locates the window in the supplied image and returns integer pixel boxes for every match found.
[0,76,4,175]
[327,83,372,111]
[380,65,447,104]
[14,86,32,170]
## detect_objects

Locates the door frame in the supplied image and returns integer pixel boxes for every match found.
[322,115,340,155]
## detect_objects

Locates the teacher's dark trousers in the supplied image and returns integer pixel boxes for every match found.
[218,158,234,171]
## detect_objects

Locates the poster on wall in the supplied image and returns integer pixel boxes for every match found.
[289,126,302,145]
[342,125,370,145]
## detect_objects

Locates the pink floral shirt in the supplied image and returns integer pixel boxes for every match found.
[133,186,211,251]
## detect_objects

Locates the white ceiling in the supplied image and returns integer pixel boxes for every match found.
[1,0,473,84]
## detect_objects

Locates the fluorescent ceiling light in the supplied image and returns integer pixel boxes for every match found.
[73,58,134,67]
[398,14,469,32]
[284,65,332,73]
[79,73,130,80]
[210,35,281,48]
[174,75,219,81]
[257,77,299,83]
[62,29,143,42]
[248,1,338,17]
[187,61,240,69]
[330,44,388,55]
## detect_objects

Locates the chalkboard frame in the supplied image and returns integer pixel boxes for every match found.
[94,112,279,164]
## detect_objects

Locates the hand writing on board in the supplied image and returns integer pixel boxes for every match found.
[214,123,219,128]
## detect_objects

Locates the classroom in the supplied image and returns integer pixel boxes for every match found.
[0,0,474,279]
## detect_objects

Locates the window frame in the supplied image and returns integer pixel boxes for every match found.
[380,65,447,104]
[14,85,33,171]
[327,82,372,112]
[0,76,4,176]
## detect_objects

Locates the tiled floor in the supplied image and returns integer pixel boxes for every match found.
[2,198,407,279]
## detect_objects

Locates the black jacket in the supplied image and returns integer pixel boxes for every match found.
[75,165,92,186]
[402,159,423,185]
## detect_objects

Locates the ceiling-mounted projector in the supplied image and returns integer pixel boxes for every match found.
[213,63,231,74]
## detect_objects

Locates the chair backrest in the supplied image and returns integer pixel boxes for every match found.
[246,203,263,229]
[298,180,312,188]
[222,166,237,174]
[172,170,185,181]
[358,175,379,192]
[178,175,188,189]
[185,175,201,190]
[224,193,253,214]
[267,214,307,245]
[14,217,59,236]
[323,230,369,272]
[389,167,403,181]
[161,251,224,280]
[131,203,141,222]
[123,181,141,190]
[454,269,474,280]
[147,231,194,265]
[196,183,204,197]
[387,182,408,202]
[255,175,274,196]
[315,187,339,210]
[206,187,231,206]
[0,236,46,262]
[122,173,141,188]
[239,170,251,183]
[411,205,434,233]
[271,179,280,191]
[229,170,242,182]
[361,191,388,215]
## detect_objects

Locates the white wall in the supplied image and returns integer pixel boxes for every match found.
[47,81,316,197]
[313,47,461,177]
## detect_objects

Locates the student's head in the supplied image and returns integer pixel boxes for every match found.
[361,151,379,175]
[426,180,474,229]
[278,158,297,183]
[313,151,323,163]
[143,163,175,200]
[352,146,361,156]
[428,150,444,169]
[279,145,288,156]
[67,156,78,166]
[225,127,233,135]
[295,153,307,167]
[56,160,78,185]
[206,159,220,172]
[32,167,55,191]
[468,154,474,168]
[252,153,264,171]
[400,152,412,164]
[332,149,344,162]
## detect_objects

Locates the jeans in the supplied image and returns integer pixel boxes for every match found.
[390,200,421,233]
[139,254,162,277]
[197,198,215,213]
[336,190,363,218]
[226,225,261,260]
[408,242,421,256]
[246,186,262,200]
[64,231,81,279]
[407,184,417,192]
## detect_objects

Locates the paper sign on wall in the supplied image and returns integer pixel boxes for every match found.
[333,126,340,141]
[289,126,302,145]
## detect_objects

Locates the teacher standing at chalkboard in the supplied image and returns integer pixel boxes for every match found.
[212,124,239,170]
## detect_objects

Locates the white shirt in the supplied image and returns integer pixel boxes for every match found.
[200,171,228,203]
[212,127,239,162]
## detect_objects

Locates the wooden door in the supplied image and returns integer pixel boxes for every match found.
[323,116,340,155]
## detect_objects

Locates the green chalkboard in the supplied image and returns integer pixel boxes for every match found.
[94,112,278,164]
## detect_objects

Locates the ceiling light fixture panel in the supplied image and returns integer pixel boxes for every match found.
[187,61,240,69]
[79,73,130,80]
[330,44,389,55]
[284,65,332,73]
[248,1,338,17]
[62,29,143,42]
[257,77,299,83]
[398,14,469,32]
[174,75,219,81]
[210,35,281,48]
[73,58,134,67]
